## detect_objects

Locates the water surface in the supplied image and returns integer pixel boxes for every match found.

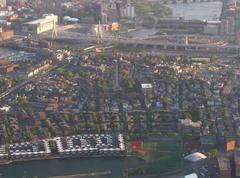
[167,2,223,21]
[0,157,145,178]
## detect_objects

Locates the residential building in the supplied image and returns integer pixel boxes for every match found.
[0,0,6,7]
[217,155,231,178]
[234,151,240,178]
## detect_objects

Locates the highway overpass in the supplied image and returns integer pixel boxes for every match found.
[45,35,240,56]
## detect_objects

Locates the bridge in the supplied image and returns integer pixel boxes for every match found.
[144,0,221,5]
[46,34,240,56]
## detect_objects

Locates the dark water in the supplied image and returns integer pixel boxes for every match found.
[167,2,223,21]
[0,157,145,178]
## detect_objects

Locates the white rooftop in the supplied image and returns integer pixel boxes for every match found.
[141,83,153,89]
[184,152,207,162]
[23,14,57,25]
[24,18,53,25]
[184,173,198,178]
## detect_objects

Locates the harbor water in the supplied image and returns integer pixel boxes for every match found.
[0,157,145,178]
[167,1,223,21]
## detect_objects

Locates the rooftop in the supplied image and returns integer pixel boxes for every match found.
[23,18,54,25]
[184,152,207,162]
[184,173,198,178]
[217,156,231,170]
[234,151,240,163]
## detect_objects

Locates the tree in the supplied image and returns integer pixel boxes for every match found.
[163,96,172,109]
[210,149,218,157]
[48,140,58,154]
[63,113,69,123]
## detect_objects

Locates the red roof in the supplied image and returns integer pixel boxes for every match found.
[131,140,142,150]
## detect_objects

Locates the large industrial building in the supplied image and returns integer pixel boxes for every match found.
[22,14,58,34]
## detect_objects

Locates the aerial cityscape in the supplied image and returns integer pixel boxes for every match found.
[0,0,240,178]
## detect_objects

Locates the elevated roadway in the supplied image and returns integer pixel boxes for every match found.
[43,34,240,56]
[141,0,221,4]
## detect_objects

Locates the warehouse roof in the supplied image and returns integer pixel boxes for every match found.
[23,18,53,25]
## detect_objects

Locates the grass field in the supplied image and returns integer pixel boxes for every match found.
[127,140,187,176]
[129,154,183,176]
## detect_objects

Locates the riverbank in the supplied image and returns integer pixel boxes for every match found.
[46,171,112,178]
[0,156,145,178]
[0,154,128,166]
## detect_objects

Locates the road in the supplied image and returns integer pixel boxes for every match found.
[41,30,240,56]
[0,63,60,101]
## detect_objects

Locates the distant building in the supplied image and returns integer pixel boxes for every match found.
[220,16,235,36]
[0,105,11,112]
[100,0,135,23]
[101,12,108,24]
[184,152,207,162]
[190,58,211,63]
[225,135,236,152]
[0,64,19,74]
[184,173,198,178]
[22,14,58,34]
[234,151,240,178]
[178,119,202,133]
[43,0,62,15]
[120,4,135,18]
[141,83,153,89]
[0,0,6,7]
[204,24,219,35]
[0,30,14,41]
[200,135,216,148]
[217,155,231,178]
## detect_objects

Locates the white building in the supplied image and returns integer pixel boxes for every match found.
[121,4,135,18]
[22,14,58,34]
[0,105,11,112]
[0,0,6,7]
[101,12,108,24]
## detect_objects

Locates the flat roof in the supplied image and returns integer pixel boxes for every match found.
[234,151,240,163]
[184,152,207,162]
[184,173,198,178]
[217,156,231,170]
[141,83,153,89]
[23,18,53,25]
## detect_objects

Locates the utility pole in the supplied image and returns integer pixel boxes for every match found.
[96,21,103,44]
[50,17,58,48]
[114,58,123,91]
